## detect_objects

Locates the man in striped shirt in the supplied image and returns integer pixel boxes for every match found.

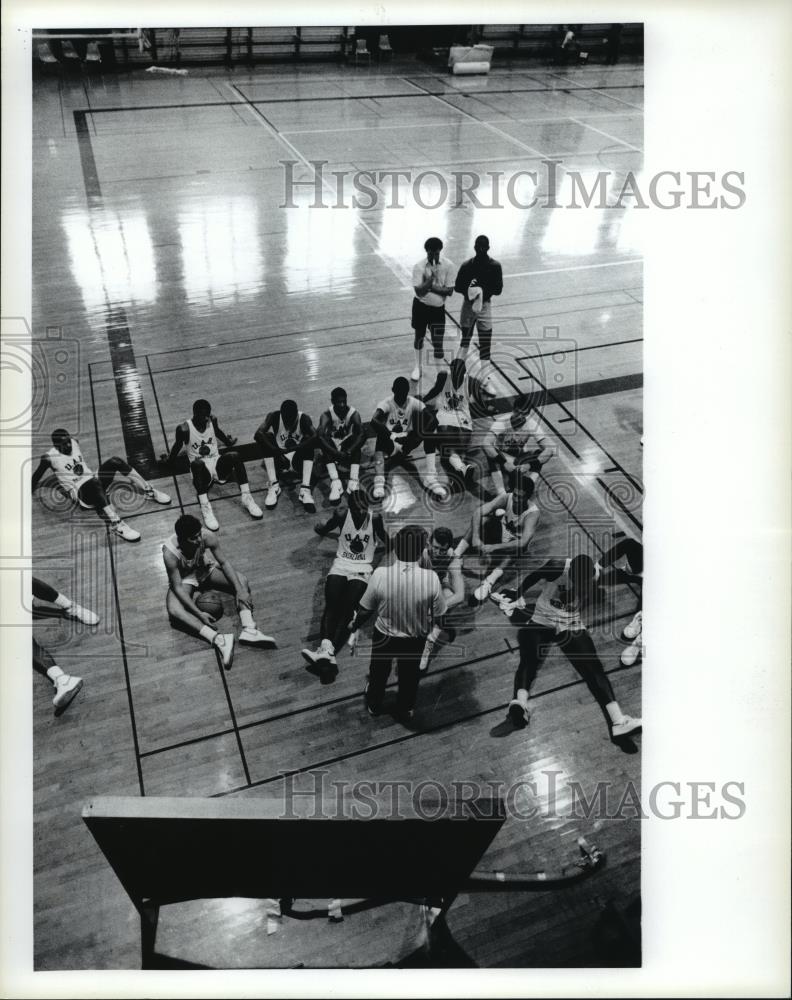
[351,525,446,724]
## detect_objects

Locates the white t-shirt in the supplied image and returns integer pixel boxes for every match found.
[375,396,425,442]
[360,559,447,638]
[412,257,453,309]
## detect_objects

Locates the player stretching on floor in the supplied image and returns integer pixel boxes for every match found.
[317,387,367,503]
[482,395,549,496]
[454,469,540,603]
[303,489,389,683]
[371,377,446,501]
[419,526,467,672]
[497,554,641,738]
[162,513,276,670]
[420,358,493,487]
[255,400,320,513]
[162,398,262,532]
[32,429,171,542]
[599,537,643,665]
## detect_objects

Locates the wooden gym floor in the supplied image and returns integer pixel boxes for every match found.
[31,55,643,968]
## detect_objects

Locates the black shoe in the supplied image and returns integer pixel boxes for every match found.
[507,700,530,729]
[364,681,380,717]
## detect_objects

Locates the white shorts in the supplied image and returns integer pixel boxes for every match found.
[329,557,372,583]
[460,297,492,331]
[201,455,227,485]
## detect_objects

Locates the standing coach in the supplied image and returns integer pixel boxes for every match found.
[351,524,446,723]
[454,234,503,364]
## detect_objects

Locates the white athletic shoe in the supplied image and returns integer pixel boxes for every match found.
[372,477,386,501]
[214,633,235,670]
[612,715,642,738]
[422,475,447,500]
[328,479,344,504]
[301,643,336,668]
[622,611,642,640]
[53,674,83,713]
[239,627,276,648]
[144,487,172,505]
[111,519,140,542]
[298,486,316,513]
[419,641,435,673]
[473,579,492,603]
[346,479,359,495]
[620,642,642,667]
[240,492,263,519]
[200,502,219,532]
[264,483,281,509]
[410,366,421,381]
[64,602,99,626]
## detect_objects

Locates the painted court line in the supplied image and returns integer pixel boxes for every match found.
[568,115,642,153]
[507,259,642,280]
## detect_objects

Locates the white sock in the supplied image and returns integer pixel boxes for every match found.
[449,453,466,472]
[198,494,211,508]
[486,568,503,585]
[302,460,313,487]
[516,688,529,708]
[605,701,625,724]
[350,463,360,482]
[103,504,119,523]
[320,638,335,654]
[374,473,385,487]
[264,457,277,484]
[426,624,441,644]
[240,483,251,496]
[327,463,339,481]
[199,625,218,644]
[491,469,505,493]
[239,608,255,629]
[46,665,65,682]
[424,452,437,475]
[54,593,71,610]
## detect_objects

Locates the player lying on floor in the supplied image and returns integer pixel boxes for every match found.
[32,428,171,542]
[162,514,276,671]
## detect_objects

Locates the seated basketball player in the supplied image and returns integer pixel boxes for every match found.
[370,376,446,501]
[31,429,171,542]
[454,469,540,604]
[162,513,276,671]
[482,394,550,495]
[303,489,389,682]
[317,387,367,503]
[497,554,641,738]
[420,357,495,487]
[418,526,467,672]
[161,398,262,532]
[254,400,320,513]
[598,537,643,665]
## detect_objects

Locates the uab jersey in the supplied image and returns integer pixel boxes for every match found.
[47,440,93,495]
[435,376,473,431]
[186,419,220,463]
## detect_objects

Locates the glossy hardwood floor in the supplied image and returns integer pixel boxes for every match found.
[31,55,643,969]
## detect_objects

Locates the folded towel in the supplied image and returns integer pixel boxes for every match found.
[467,284,484,313]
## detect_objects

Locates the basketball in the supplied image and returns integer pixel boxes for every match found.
[195,591,224,621]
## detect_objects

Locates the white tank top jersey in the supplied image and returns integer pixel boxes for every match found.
[332,510,376,574]
[500,493,538,544]
[376,396,424,442]
[47,441,93,494]
[532,557,602,632]
[436,376,473,430]
[162,532,214,584]
[491,417,533,456]
[326,405,357,446]
[186,419,220,463]
[275,412,306,451]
